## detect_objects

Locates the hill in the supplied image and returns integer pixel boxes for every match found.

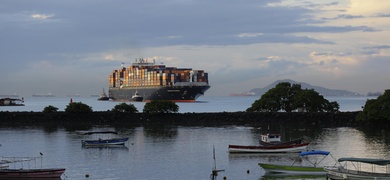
[249,79,361,97]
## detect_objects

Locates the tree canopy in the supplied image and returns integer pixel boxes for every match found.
[43,105,58,113]
[112,102,138,113]
[357,89,390,123]
[143,100,179,114]
[246,82,339,112]
[65,102,93,113]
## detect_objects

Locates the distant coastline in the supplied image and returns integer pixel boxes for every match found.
[0,94,19,98]
[32,93,54,97]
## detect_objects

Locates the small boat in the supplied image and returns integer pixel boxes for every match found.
[82,138,129,146]
[131,91,143,102]
[97,88,110,101]
[259,150,331,175]
[81,131,129,146]
[325,157,390,179]
[0,156,65,179]
[0,98,24,106]
[228,142,309,153]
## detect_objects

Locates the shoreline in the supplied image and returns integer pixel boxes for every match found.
[0,111,364,128]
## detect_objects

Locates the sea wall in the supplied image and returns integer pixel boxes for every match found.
[0,111,361,128]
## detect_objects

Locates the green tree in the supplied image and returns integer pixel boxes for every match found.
[247,82,339,112]
[43,105,58,113]
[143,100,179,114]
[293,89,339,112]
[357,89,390,123]
[65,102,93,113]
[112,102,138,113]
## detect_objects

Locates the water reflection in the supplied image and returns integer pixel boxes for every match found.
[144,125,178,139]
[81,144,129,150]
[1,126,390,179]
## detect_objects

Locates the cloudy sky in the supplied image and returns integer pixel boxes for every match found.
[1,0,390,97]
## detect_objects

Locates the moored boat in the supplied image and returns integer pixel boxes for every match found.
[228,142,309,153]
[82,138,129,146]
[325,157,390,179]
[0,156,65,179]
[259,150,332,175]
[80,131,129,146]
[0,168,66,179]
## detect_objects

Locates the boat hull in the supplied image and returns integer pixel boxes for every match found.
[97,97,109,101]
[0,168,65,178]
[228,143,309,153]
[325,167,390,180]
[259,163,326,175]
[109,85,210,102]
[82,138,129,146]
[131,96,143,102]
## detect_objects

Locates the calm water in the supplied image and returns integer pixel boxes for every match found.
[0,96,383,180]
[0,95,374,112]
[1,126,390,180]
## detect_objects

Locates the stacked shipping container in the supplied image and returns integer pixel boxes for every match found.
[109,60,209,88]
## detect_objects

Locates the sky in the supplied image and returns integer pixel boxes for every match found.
[1,0,390,97]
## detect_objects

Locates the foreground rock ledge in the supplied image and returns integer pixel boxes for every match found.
[0,111,361,128]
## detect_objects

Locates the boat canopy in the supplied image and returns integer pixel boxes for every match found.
[338,158,390,166]
[300,150,330,156]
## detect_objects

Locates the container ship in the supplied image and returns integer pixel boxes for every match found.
[108,58,210,102]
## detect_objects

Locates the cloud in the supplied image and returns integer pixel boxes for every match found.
[1,0,390,96]
[31,13,54,19]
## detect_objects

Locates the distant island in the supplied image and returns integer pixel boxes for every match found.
[237,79,369,97]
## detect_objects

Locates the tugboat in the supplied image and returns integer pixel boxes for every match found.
[97,88,109,101]
[131,91,143,102]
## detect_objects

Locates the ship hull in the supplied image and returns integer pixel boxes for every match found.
[109,85,210,102]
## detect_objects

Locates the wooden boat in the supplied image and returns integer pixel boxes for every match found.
[81,131,129,146]
[325,157,390,179]
[259,150,331,175]
[0,156,65,178]
[228,142,309,153]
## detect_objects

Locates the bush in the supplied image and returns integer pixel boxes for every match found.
[112,103,138,113]
[143,100,179,114]
[65,102,92,113]
[43,105,58,113]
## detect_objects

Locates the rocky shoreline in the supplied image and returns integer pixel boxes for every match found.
[0,111,363,128]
